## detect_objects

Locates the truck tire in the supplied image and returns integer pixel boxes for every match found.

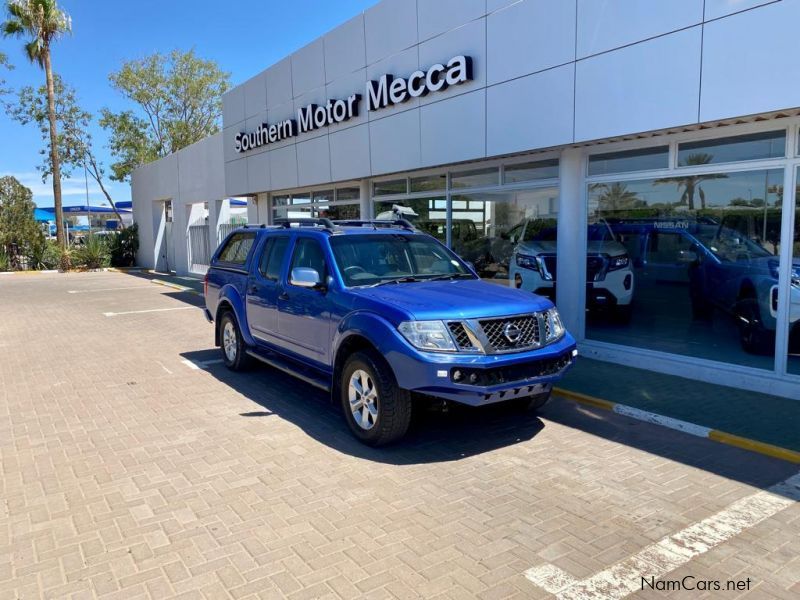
[507,390,551,413]
[219,311,252,371]
[736,298,773,355]
[340,351,412,446]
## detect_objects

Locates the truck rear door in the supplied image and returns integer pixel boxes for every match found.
[246,235,290,347]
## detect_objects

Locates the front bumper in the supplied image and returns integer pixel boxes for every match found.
[385,332,577,406]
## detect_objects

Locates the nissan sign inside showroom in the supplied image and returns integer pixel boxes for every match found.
[234,55,473,153]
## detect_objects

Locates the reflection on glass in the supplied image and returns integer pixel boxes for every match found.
[410,174,446,193]
[316,203,360,221]
[373,179,407,196]
[588,146,669,176]
[449,188,559,292]
[586,168,784,370]
[273,204,312,221]
[786,171,800,375]
[336,187,360,202]
[374,198,447,241]
[311,190,334,203]
[504,159,559,183]
[678,131,785,167]
[450,167,498,189]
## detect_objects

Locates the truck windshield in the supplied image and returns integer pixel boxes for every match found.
[330,234,474,287]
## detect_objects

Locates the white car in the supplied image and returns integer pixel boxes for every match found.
[508,219,635,321]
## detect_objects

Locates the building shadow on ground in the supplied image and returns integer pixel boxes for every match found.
[118,270,205,307]
[181,348,545,465]
[180,348,799,496]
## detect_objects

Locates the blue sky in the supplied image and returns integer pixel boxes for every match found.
[0,0,376,208]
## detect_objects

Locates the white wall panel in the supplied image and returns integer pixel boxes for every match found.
[577,0,703,58]
[369,110,421,175]
[269,145,298,191]
[418,18,486,106]
[296,136,332,187]
[326,68,368,132]
[178,133,225,202]
[222,85,245,129]
[575,27,702,142]
[242,74,267,119]
[247,150,270,193]
[223,126,243,163]
[704,0,779,20]
[224,158,249,197]
[291,39,325,98]
[265,57,293,109]
[487,64,574,156]
[293,86,330,141]
[364,0,418,65]
[701,0,800,121]
[421,90,486,166]
[324,14,367,82]
[487,0,576,85]
[417,0,486,42]
[329,124,371,181]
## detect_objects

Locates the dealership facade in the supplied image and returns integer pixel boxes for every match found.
[132,0,800,399]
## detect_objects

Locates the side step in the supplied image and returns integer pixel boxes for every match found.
[245,349,331,393]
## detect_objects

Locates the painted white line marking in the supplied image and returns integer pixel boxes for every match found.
[69,286,152,294]
[525,472,800,599]
[103,306,197,317]
[181,359,201,371]
[612,404,712,438]
[181,358,224,371]
[156,361,173,375]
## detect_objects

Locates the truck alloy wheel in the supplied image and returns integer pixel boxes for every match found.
[348,369,379,430]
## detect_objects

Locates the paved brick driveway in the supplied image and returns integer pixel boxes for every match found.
[0,272,797,599]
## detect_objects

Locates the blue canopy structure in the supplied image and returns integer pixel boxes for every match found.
[115,201,132,209]
[33,208,54,222]
[39,205,131,215]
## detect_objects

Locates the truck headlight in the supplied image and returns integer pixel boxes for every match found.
[545,308,565,342]
[398,321,457,352]
[515,253,539,272]
[608,254,630,271]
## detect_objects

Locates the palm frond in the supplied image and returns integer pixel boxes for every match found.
[24,39,43,66]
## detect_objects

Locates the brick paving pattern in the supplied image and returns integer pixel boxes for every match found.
[0,272,797,599]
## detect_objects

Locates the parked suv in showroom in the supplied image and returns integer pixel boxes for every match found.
[204,219,577,446]
[507,219,635,321]
[608,217,800,355]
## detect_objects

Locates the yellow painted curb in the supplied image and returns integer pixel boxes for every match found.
[709,430,800,464]
[553,387,615,411]
[553,386,800,464]
[150,279,204,296]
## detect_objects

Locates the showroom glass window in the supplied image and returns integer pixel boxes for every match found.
[272,186,361,222]
[371,159,560,295]
[585,137,787,371]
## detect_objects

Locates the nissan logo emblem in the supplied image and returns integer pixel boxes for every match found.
[503,322,522,344]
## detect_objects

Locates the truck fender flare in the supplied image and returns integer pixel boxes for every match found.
[214,285,255,347]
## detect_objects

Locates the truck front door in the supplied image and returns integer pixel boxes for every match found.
[276,236,332,367]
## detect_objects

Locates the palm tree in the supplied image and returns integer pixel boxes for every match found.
[655,153,727,210]
[3,0,71,250]
[592,182,644,212]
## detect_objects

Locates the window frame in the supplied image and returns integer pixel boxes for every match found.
[216,231,257,267]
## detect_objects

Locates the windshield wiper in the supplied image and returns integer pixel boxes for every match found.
[368,276,424,287]
[424,273,475,282]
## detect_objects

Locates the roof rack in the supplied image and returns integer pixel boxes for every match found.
[274,217,336,232]
[332,219,416,231]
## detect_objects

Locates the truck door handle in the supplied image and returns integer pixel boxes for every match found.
[278,292,289,301]
[248,285,258,294]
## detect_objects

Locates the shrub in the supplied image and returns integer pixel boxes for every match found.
[0,248,8,272]
[74,235,110,269]
[27,239,61,270]
[109,224,139,267]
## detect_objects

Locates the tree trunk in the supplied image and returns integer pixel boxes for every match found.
[43,48,65,250]
[87,157,126,228]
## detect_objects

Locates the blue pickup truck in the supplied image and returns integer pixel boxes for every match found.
[204,218,577,445]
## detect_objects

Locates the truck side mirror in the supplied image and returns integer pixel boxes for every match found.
[290,267,323,289]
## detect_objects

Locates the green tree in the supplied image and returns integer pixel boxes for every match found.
[0,51,12,96]
[101,49,230,182]
[2,0,72,250]
[655,153,727,210]
[0,175,44,268]
[8,75,126,225]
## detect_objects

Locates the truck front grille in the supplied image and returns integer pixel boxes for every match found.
[447,322,474,350]
[478,315,541,351]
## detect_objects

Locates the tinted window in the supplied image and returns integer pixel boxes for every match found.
[373,179,407,196]
[289,238,327,281]
[678,131,786,166]
[410,174,446,192]
[450,167,498,189]
[504,159,559,183]
[218,233,255,265]
[588,146,669,176]
[258,236,289,281]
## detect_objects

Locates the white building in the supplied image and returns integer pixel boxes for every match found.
[132,0,800,398]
